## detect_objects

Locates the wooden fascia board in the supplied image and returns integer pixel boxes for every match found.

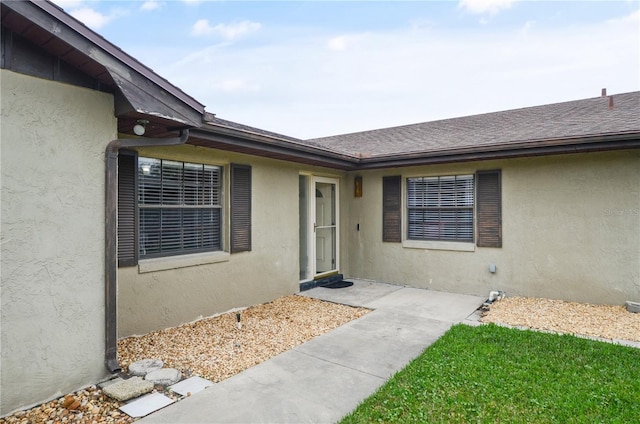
[189,127,639,170]
[189,127,358,170]
[6,0,203,127]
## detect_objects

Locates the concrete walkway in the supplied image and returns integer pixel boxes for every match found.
[139,281,485,424]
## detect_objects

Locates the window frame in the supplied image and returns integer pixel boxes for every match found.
[137,157,224,260]
[406,174,475,243]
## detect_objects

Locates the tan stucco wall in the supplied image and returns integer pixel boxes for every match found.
[1,71,115,415]
[345,150,640,304]
[117,145,345,336]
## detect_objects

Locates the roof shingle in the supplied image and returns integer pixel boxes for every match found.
[304,92,640,158]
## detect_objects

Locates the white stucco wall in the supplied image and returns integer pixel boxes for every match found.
[1,71,115,415]
[345,151,640,304]
[117,146,344,336]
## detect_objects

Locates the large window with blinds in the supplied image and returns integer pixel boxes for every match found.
[407,175,474,242]
[138,157,222,258]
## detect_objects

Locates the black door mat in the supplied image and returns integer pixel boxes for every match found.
[321,280,354,289]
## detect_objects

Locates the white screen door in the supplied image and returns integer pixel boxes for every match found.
[314,178,338,276]
[299,176,339,280]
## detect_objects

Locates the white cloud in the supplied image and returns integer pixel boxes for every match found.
[51,0,127,29]
[140,1,162,12]
[215,79,261,93]
[191,19,214,36]
[182,0,202,5]
[607,9,640,24]
[458,0,518,15]
[68,7,113,29]
[326,34,366,52]
[519,20,536,36]
[191,19,262,40]
[327,36,348,51]
[51,0,85,9]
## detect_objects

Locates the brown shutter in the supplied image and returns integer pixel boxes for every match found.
[230,164,252,253]
[382,176,402,242]
[117,152,138,266]
[476,170,502,247]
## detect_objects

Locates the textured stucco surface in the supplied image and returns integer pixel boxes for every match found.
[1,71,115,415]
[117,145,345,337]
[345,150,640,305]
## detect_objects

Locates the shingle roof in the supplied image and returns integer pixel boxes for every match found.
[204,115,304,144]
[304,92,640,158]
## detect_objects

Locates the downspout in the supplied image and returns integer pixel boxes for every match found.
[104,129,190,373]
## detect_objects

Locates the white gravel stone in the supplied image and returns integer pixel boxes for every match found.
[128,358,164,376]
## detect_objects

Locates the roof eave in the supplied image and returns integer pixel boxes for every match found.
[4,0,204,128]
[189,125,359,170]
[356,132,640,170]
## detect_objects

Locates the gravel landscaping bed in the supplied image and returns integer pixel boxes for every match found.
[117,295,369,382]
[482,296,640,342]
[0,295,368,424]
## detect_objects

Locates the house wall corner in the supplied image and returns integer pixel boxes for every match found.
[0,70,115,415]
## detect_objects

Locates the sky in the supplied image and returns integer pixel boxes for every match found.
[51,0,640,139]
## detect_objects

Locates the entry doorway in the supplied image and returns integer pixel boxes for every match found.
[299,175,339,281]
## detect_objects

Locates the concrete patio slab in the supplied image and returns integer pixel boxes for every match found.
[297,279,402,307]
[365,286,485,322]
[294,309,452,378]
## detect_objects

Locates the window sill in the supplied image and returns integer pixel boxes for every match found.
[138,251,230,273]
[403,240,476,252]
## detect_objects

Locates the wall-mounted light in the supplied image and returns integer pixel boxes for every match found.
[354,176,363,198]
[133,119,149,136]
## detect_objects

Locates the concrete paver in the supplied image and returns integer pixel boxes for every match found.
[120,393,174,418]
[140,280,484,424]
[102,376,154,402]
[168,376,214,397]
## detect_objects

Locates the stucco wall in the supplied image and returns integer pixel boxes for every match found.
[117,146,344,336]
[1,71,115,415]
[345,150,640,304]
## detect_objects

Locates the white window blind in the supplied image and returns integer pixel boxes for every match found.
[407,175,474,242]
[138,158,222,258]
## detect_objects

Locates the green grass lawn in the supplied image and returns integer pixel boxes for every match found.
[341,324,640,424]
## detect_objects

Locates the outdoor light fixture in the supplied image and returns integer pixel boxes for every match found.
[354,176,363,197]
[133,119,149,136]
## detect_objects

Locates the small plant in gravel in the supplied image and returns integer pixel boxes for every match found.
[341,324,640,424]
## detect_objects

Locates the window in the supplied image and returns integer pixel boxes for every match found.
[407,175,474,242]
[138,158,222,258]
[117,154,252,266]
